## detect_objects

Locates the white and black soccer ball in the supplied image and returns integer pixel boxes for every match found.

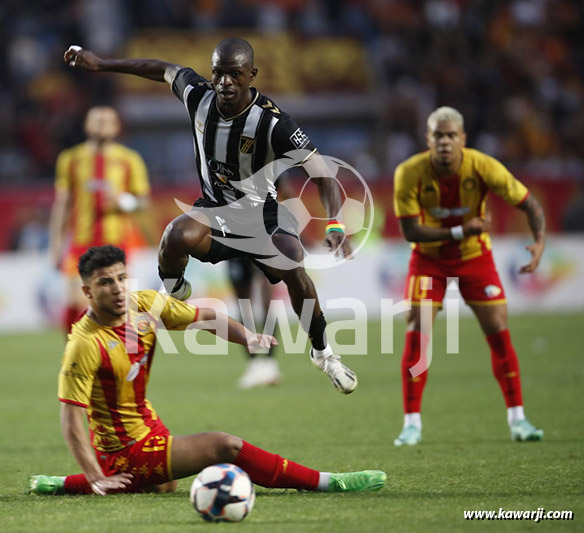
[189,463,255,523]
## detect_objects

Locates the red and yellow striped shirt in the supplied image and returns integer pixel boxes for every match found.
[58,291,198,453]
[55,142,150,247]
[393,148,529,261]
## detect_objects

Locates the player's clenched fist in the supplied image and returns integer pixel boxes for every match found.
[64,45,102,71]
[324,231,353,260]
[462,213,491,237]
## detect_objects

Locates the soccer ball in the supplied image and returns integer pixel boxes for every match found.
[189,463,255,522]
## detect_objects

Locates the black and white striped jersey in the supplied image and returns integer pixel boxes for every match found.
[171,67,316,206]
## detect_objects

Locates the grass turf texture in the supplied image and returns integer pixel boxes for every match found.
[1,313,583,532]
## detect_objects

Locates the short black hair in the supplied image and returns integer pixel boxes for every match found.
[78,245,126,282]
[213,38,254,66]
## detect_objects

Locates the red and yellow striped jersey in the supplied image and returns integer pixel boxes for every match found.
[58,290,198,453]
[393,148,529,261]
[55,142,150,247]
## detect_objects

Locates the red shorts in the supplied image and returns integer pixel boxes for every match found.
[405,250,506,308]
[95,426,173,492]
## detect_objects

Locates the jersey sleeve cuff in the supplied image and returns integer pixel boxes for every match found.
[298,148,317,166]
[59,398,88,408]
[515,190,530,206]
[396,213,421,219]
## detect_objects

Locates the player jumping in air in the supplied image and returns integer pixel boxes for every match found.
[62,39,357,395]
[29,246,385,495]
[393,107,545,446]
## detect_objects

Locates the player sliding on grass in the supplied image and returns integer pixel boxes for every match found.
[393,107,545,446]
[61,38,358,395]
[29,246,385,495]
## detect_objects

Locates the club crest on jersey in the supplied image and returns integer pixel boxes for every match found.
[239,136,255,154]
[133,313,151,334]
[484,284,502,298]
[463,177,477,192]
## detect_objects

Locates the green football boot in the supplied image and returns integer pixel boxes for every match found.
[329,470,387,492]
[510,419,544,442]
[28,475,65,495]
[393,425,422,446]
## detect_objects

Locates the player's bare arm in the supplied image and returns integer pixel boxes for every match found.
[60,403,133,495]
[193,308,277,354]
[399,214,489,243]
[303,152,353,258]
[64,46,182,85]
[516,195,546,273]
[48,188,72,269]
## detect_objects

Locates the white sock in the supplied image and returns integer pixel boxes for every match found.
[317,472,331,491]
[312,344,333,359]
[404,412,422,429]
[507,406,525,426]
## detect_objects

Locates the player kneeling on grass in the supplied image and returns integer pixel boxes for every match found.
[29,245,385,496]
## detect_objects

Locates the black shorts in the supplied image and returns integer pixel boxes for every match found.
[191,197,298,284]
[227,257,258,286]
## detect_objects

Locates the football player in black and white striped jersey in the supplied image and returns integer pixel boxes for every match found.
[64,39,358,394]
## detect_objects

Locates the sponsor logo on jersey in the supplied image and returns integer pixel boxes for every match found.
[61,362,88,382]
[207,157,237,191]
[207,157,236,177]
[126,353,149,382]
[429,206,470,219]
[289,128,310,149]
[261,100,280,114]
[484,284,502,298]
[86,179,112,192]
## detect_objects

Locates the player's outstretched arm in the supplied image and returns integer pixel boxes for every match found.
[303,152,353,259]
[516,195,546,273]
[60,403,133,495]
[64,45,182,84]
[193,308,278,354]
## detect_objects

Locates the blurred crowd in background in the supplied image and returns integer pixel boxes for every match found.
[2,0,583,184]
[1,0,583,252]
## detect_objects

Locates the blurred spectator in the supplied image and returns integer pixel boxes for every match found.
[10,206,50,252]
[0,0,582,184]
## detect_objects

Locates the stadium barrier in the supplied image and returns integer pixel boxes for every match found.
[0,236,582,332]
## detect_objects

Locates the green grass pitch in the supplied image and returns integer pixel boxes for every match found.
[1,313,583,532]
